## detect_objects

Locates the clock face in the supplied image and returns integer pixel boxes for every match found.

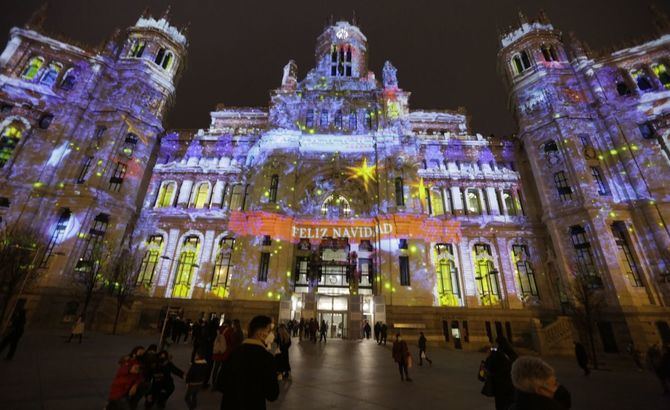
[336,28,349,40]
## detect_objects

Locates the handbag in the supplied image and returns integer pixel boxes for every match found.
[477,360,487,382]
[406,354,413,368]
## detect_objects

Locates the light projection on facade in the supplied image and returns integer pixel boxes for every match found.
[1,9,670,351]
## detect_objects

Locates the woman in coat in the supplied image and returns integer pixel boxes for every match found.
[484,336,517,410]
[392,332,412,381]
[275,324,292,379]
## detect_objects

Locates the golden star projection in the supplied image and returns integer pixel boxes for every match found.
[346,157,377,191]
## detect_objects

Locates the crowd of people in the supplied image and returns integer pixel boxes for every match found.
[105,314,286,409]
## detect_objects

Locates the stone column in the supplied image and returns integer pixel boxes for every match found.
[458,240,477,306]
[498,189,508,216]
[211,180,224,208]
[451,186,464,215]
[477,188,487,215]
[157,228,181,297]
[177,180,193,206]
[486,187,500,215]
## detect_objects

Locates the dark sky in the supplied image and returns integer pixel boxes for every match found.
[2,0,670,135]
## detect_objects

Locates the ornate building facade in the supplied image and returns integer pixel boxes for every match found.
[1,10,669,352]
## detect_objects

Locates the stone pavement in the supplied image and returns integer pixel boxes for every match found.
[0,330,668,410]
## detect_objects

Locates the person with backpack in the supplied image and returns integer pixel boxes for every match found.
[211,321,230,386]
[392,332,413,381]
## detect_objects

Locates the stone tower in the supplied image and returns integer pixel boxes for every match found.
[498,11,670,348]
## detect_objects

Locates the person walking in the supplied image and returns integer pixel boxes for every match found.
[0,306,26,360]
[146,350,184,409]
[380,323,388,345]
[298,318,305,341]
[319,320,328,343]
[484,336,517,410]
[66,315,85,343]
[363,321,371,339]
[509,356,572,410]
[184,351,208,410]
[217,315,279,409]
[275,324,292,380]
[573,341,590,376]
[418,332,432,366]
[106,346,145,410]
[392,332,412,381]
[374,321,381,343]
[211,321,230,388]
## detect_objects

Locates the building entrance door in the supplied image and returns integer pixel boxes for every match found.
[318,312,347,338]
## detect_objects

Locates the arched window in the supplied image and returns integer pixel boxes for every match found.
[330,45,352,77]
[630,68,653,91]
[128,39,145,58]
[540,44,558,62]
[321,194,351,217]
[466,189,481,215]
[173,235,200,298]
[190,182,210,209]
[651,63,670,89]
[154,48,173,70]
[0,122,24,168]
[512,244,538,298]
[472,243,499,305]
[60,68,77,90]
[211,237,235,296]
[435,243,461,306]
[41,208,71,268]
[21,56,44,80]
[39,62,62,87]
[511,51,531,75]
[137,235,164,286]
[155,181,177,208]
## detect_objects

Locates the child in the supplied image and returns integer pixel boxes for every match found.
[184,352,208,409]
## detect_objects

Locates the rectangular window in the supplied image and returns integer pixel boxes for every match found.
[320,109,329,128]
[212,237,235,289]
[591,167,610,195]
[425,187,432,215]
[512,244,539,297]
[473,244,500,304]
[570,225,602,288]
[395,177,405,207]
[305,110,314,128]
[399,238,408,249]
[258,252,270,282]
[444,188,453,214]
[137,235,164,285]
[262,235,272,246]
[77,156,93,183]
[41,209,71,267]
[611,222,643,287]
[269,174,279,203]
[76,213,109,271]
[334,110,343,128]
[503,190,516,216]
[109,161,127,192]
[639,122,656,139]
[349,112,357,131]
[553,171,573,201]
[399,255,410,286]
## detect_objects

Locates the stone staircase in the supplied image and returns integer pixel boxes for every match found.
[530,316,576,356]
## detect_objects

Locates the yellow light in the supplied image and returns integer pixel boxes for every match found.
[267,291,273,298]
[384,282,390,289]
[346,157,377,191]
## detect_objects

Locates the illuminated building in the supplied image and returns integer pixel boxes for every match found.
[1,9,669,351]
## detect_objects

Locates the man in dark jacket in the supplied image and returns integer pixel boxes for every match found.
[574,341,590,375]
[484,336,517,410]
[218,315,279,410]
[509,356,571,410]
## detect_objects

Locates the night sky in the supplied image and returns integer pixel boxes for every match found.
[2,0,669,135]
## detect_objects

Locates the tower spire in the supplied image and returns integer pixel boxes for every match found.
[26,2,49,30]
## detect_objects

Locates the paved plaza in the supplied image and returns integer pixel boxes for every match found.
[0,330,668,410]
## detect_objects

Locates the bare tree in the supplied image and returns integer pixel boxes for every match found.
[71,241,109,317]
[0,223,46,326]
[568,271,605,369]
[106,246,142,334]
